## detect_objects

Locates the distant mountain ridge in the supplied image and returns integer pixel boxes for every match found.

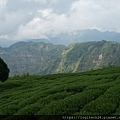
[0,40,120,76]
[0,29,120,47]
[48,29,120,45]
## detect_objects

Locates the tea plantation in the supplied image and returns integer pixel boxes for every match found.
[0,67,120,117]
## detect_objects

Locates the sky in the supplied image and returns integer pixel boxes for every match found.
[0,0,120,41]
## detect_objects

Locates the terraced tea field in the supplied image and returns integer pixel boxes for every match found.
[0,67,120,117]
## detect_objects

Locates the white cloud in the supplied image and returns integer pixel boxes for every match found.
[1,0,120,41]
[0,0,7,21]
[15,18,46,39]
[23,0,47,4]
[0,0,6,5]
[38,9,53,18]
[15,9,68,39]
[69,0,120,32]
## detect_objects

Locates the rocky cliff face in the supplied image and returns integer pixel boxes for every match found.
[41,40,120,74]
[62,41,120,72]
[0,42,65,76]
[0,40,120,76]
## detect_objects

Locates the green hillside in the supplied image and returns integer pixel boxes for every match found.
[0,42,65,76]
[42,40,120,74]
[0,66,120,117]
[0,41,120,76]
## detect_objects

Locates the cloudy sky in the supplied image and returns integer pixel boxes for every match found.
[0,0,120,41]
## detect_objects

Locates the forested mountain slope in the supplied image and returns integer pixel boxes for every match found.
[0,42,65,76]
[41,40,120,74]
[0,40,120,76]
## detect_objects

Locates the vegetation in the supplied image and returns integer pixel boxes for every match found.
[0,66,120,117]
[0,42,65,76]
[0,41,120,76]
[41,41,120,74]
[0,57,9,82]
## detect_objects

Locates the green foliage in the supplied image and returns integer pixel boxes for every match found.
[0,57,10,82]
[1,41,120,76]
[0,66,120,115]
[21,72,30,78]
[0,42,65,76]
[38,89,105,115]
[13,74,20,77]
[55,41,120,73]
[78,85,120,115]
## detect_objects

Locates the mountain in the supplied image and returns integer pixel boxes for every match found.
[0,40,120,76]
[0,29,120,47]
[41,40,120,74]
[73,29,120,43]
[0,41,65,76]
[1,66,120,116]
[27,38,51,44]
[0,38,17,47]
[26,29,120,45]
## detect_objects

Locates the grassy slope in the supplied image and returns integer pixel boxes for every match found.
[0,67,120,115]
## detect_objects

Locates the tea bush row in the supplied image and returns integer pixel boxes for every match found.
[37,89,106,115]
[78,85,120,115]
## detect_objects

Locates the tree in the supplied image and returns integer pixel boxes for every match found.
[0,57,10,82]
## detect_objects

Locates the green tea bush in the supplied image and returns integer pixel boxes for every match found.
[18,94,42,108]
[0,66,120,115]
[37,91,71,106]
[38,89,105,115]
[79,85,120,115]
[0,82,22,92]
[63,84,87,94]
[0,105,19,115]
[0,99,21,108]
[114,106,120,115]
[15,103,41,115]
[85,83,111,92]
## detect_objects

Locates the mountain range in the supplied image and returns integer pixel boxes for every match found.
[0,29,120,47]
[0,40,120,76]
